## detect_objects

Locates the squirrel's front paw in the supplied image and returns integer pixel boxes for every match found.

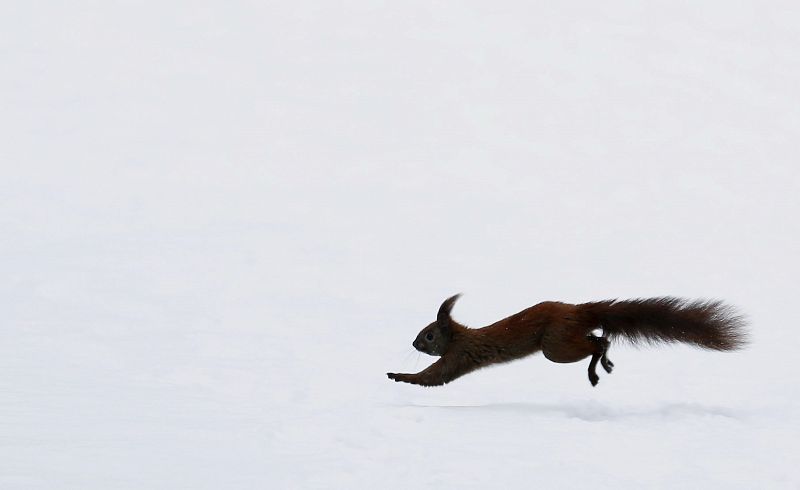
[387,373,404,382]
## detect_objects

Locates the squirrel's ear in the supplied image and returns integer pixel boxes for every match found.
[437,294,461,328]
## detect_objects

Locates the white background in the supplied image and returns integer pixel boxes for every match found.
[2,2,799,488]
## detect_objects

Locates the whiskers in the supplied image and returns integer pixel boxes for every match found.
[399,348,422,371]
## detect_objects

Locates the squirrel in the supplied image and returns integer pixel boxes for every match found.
[387,294,747,387]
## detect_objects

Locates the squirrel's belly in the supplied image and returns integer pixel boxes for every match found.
[541,324,594,363]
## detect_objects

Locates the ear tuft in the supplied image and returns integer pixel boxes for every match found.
[437,293,461,327]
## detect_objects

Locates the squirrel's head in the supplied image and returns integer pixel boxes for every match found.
[412,294,461,356]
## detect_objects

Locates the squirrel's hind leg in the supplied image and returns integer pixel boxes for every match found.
[586,335,612,386]
[542,324,614,387]
[594,335,613,373]
[587,351,601,386]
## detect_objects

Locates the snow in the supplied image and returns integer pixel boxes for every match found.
[2,1,799,488]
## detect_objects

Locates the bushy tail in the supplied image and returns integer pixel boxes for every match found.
[581,297,748,350]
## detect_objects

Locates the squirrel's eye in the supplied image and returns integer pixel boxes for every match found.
[425,332,434,341]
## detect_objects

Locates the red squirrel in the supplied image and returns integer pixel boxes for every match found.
[387,294,747,387]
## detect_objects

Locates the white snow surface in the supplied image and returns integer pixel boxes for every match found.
[2,2,800,488]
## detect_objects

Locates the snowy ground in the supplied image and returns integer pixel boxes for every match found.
[2,2,800,488]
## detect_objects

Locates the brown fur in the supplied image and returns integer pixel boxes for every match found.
[387,295,747,387]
